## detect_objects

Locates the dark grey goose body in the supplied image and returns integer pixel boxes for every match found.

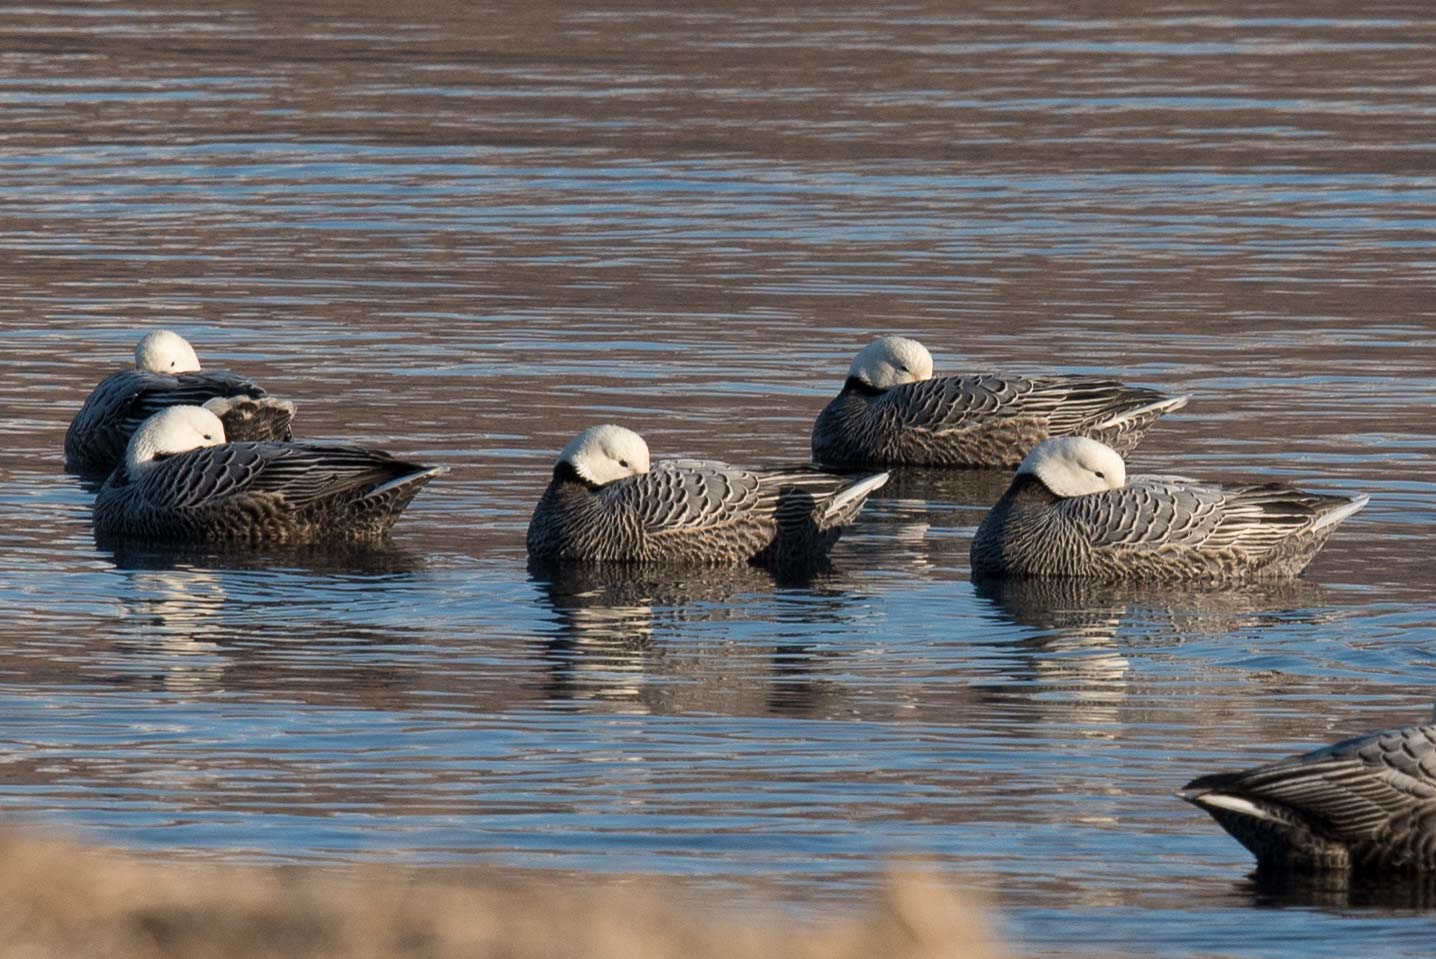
[969,436,1369,582]
[66,330,294,478]
[93,406,440,546]
[527,425,888,567]
[1184,722,1436,873]
[811,335,1187,468]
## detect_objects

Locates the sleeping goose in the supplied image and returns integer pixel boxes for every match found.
[1184,721,1436,873]
[527,424,889,567]
[93,406,442,545]
[66,330,295,477]
[969,436,1368,581]
[811,335,1187,468]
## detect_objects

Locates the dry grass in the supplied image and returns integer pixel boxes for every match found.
[0,834,1000,959]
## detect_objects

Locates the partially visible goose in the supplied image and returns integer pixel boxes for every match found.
[66,330,295,477]
[969,436,1368,581]
[93,406,442,545]
[527,424,889,567]
[1183,721,1436,873]
[811,335,1187,468]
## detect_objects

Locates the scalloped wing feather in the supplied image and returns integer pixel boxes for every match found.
[1067,479,1344,555]
[609,461,764,537]
[880,374,1174,436]
[877,374,1025,432]
[1065,480,1228,548]
[145,443,414,511]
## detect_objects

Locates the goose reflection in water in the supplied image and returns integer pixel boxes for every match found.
[854,467,1018,577]
[974,574,1334,640]
[972,575,1133,724]
[971,575,1334,725]
[98,536,430,576]
[527,559,860,716]
[100,538,433,708]
[869,465,1018,512]
[1241,868,1436,914]
[113,565,230,694]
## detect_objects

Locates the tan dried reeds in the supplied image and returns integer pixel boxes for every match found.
[0,834,998,959]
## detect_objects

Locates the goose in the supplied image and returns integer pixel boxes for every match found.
[1183,721,1436,873]
[527,424,889,566]
[811,335,1187,468]
[66,330,295,477]
[969,436,1368,581]
[93,406,442,545]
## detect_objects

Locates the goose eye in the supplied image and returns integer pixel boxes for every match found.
[1094,470,1105,479]
[618,459,629,468]
[203,433,213,441]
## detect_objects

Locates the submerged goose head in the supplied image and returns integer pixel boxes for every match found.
[134,330,202,374]
[1017,437,1127,498]
[126,405,227,473]
[558,425,651,487]
[848,335,934,390]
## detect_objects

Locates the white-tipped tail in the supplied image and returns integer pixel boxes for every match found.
[364,466,447,500]
[1185,792,1275,822]
[1092,394,1189,431]
[1312,493,1370,531]
[824,471,889,521]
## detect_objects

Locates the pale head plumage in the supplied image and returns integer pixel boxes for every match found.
[559,424,651,486]
[125,405,226,472]
[134,330,202,374]
[1017,436,1127,498]
[848,335,934,389]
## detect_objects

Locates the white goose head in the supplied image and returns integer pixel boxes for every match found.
[848,335,934,389]
[558,424,651,487]
[134,330,202,374]
[125,405,227,473]
[1016,437,1127,498]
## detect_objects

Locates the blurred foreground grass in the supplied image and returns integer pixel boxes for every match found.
[0,834,1001,959]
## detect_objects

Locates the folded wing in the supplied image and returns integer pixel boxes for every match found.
[1186,725,1436,844]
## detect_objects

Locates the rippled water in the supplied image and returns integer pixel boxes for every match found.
[2,2,1435,956]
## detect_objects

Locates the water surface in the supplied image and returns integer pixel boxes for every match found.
[1,2,1435,956]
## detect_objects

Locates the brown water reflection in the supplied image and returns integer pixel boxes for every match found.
[0,2,1434,957]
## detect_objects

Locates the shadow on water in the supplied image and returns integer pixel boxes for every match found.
[526,558,861,714]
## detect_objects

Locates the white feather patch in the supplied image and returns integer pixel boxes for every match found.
[364,466,446,499]
[1312,494,1370,531]
[1091,394,1189,430]
[824,471,889,520]
[1192,793,1277,822]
